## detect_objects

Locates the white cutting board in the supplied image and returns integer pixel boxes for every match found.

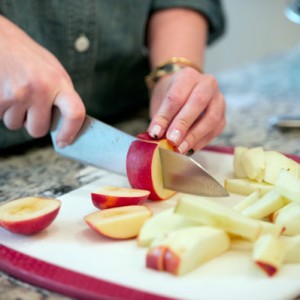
[1,150,300,300]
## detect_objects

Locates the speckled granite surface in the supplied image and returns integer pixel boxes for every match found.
[0,44,300,300]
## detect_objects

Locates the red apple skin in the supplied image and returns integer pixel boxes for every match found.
[136,132,166,141]
[255,261,277,277]
[126,139,176,201]
[146,246,167,271]
[0,207,60,235]
[163,248,180,275]
[91,193,149,210]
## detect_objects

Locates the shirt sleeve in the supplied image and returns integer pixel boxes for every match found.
[151,0,226,45]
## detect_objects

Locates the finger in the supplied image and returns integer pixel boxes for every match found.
[2,104,27,130]
[176,94,226,153]
[148,68,198,139]
[53,89,86,147]
[166,76,216,146]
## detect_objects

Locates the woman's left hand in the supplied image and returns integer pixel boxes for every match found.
[148,67,226,154]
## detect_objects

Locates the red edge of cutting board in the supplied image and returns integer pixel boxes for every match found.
[0,145,299,300]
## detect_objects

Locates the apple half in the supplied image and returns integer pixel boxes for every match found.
[0,196,61,235]
[84,205,152,239]
[91,186,150,209]
[126,134,176,201]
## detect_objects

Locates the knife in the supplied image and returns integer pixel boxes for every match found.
[50,110,228,197]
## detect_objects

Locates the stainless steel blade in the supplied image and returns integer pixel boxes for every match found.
[50,110,136,175]
[159,148,229,197]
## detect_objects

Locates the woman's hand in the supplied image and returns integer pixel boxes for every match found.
[148,67,226,154]
[0,16,85,147]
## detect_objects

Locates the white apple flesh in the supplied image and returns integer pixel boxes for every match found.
[84,205,152,239]
[0,196,61,235]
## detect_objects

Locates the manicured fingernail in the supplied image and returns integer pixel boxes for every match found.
[167,129,181,144]
[57,141,67,148]
[178,140,189,153]
[149,124,162,139]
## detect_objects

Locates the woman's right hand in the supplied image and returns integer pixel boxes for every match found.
[0,16,86,148]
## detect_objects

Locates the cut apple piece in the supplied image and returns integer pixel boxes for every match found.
[146,226,230,276]
[137,208,200,247]
[85,205,152,239]
[230,237,253,251]
[225,178,273,197]
[91,186,150,209]
[175,195,261,242]
[241,189,286,220]
[271,202,300,236]
[275,169,300,203]
[233,190,260,212]
[263,151,297,184]
[0,196,61,235]
[253,234,286,277]
[282,235,300,263]
[258,220,285,237]
[126,137,176,201]
[233,146,248,178]
[241,147,265,182]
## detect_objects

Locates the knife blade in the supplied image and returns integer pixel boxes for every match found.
[50,110,228,197]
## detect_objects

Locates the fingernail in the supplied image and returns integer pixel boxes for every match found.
[149,124,162,139]
[178,140,189,153]
[167,129,181,144]
[57,141,68,148]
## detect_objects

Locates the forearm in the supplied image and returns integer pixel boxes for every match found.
[147,8,208,70]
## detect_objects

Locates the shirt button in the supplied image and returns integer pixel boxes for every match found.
[74,34,90,52]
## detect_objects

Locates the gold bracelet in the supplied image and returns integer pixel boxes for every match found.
[145,57,202,90]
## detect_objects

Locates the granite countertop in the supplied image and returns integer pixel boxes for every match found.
[0,44,300,300]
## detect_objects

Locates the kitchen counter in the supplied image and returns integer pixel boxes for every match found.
[0,44,300,300]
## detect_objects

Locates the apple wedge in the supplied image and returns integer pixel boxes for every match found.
[233,190,260,212]
[175,195,261,242]
[224,178,273,197]
[233,146,248,178]
[253,234,286,277]
[137,208,200,247]
[91,186,150,209]
[146,226,230,276]
[282,235,300,263]
[274,169,300,203]
[126,135,176,201]
[84,205,152,239]
[241,147,265,182]
[0,196,61,235]
[271,202,300,236]
[241,189,286,220]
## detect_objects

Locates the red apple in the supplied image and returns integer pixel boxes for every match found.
[84,205,152,239]
[146,246,167,271]
[91,186,150,209]
[0,196,61,235]
[126,136,176,201]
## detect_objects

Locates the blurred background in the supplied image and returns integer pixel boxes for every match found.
[205,0,300,73]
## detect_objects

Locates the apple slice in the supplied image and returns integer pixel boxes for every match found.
[282,235,300,263]
[263,151,297,184]
[253,234,286,277]
[233,190,260,212]
[126,136,176,201]
[241,147,265,182]
[271,202,300,236]
[233,146,248,178]
[0,196,61,235]
[91,186,150,209]
[137,208,200,247]
[146,226,230,276]
[241,189,286,220]
[84,205,152,239]
[274,169,300,203]
[258,220,285,237]
[224,178,273,197]
[175,195,261,242]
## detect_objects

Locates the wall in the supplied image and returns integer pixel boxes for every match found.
[205,0,300,73]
